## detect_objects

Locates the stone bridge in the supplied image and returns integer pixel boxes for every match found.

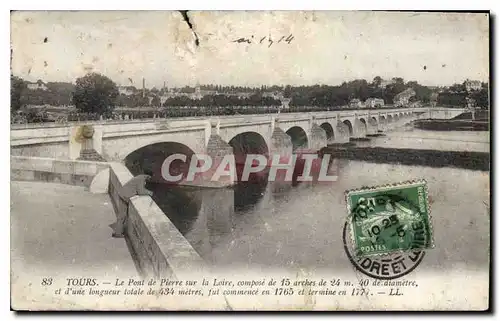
[11,107,466,179]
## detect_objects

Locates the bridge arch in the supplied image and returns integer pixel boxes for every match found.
[228,131,269,158]
[124,141,201,234]
[113,134,201,163]
[220,125,271,153]
[124,141,195,181]
[320,122,335,141]
[286,126,309,151]
[343,120,354,136]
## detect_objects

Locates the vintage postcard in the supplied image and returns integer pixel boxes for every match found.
[10,11,490,311]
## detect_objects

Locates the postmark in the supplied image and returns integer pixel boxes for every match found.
[343,180,434,279]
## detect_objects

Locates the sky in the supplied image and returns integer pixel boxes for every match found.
[10,11,489,88]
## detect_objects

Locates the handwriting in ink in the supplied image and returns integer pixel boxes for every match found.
[232,34,294,47]
[267,35,273,48]
[232,37,252,44]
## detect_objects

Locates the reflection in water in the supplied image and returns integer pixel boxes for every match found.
[144,153,343,243]
[234,180,268,213]
[135,129,489,273]
[233,162,269,213]
[209,160,489,271]
[229,132,270,213]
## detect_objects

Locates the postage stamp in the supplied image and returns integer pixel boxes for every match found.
[343,180,435,279]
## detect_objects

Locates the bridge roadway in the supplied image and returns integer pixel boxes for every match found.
[11,181,138,280]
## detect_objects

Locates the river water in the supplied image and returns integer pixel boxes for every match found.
[148,127,490,274]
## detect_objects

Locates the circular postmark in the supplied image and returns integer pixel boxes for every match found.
[343,192,431,280]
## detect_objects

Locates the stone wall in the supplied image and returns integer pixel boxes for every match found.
[11,125,71,159]
[11,142,70,159]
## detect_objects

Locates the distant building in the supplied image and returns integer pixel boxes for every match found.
[349,98,364,108]
[118,86,136,96]
[160,95,169,105]
[262,91,284,100]
[364,98,385,108]
[393,88,416,107]
[465,80,482,92]
[281,98,291,109]
[430,92,439,107]
[26,80,48,91]
[190,85,203,100]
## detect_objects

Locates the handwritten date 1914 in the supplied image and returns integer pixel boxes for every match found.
[232,34,294,47]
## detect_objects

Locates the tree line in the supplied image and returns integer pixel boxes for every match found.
[162,94,281,107]
[437,82,489,109]
[11,73,489,121]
